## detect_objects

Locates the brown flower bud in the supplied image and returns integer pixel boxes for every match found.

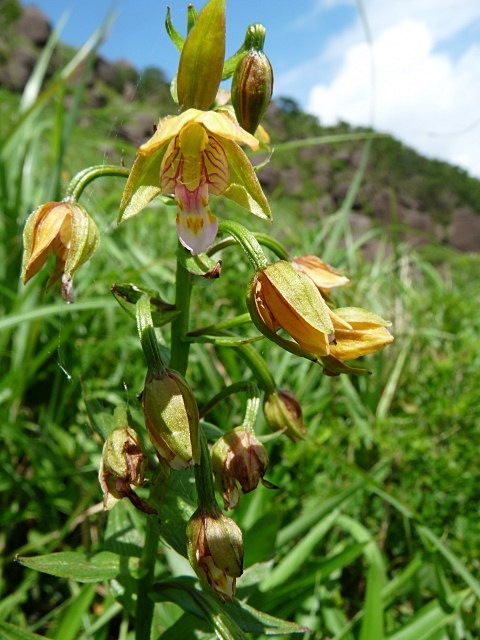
[211,428,268,509]
[231,25,273,134]
[263,389,307,441]
[186,509,243,601]
[99,427,156,514]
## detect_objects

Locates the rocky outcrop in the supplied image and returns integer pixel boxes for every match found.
[448,207,480,251]
[16,4,51,45]
[2,2,479,253]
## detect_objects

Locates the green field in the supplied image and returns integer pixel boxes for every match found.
[1,12,479,640]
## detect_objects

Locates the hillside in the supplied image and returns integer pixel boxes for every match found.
[2,0,480,252]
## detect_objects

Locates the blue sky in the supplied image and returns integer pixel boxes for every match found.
[31,0,480,178]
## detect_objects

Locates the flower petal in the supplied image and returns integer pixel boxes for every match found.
[195,108,259,150]
[221,137,272,220]
[119,148,166,222]
[175,184,218,254]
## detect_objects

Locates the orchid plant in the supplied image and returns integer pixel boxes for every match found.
[20,0,393,637]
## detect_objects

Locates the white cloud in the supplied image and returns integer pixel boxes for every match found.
[305,11,480,178]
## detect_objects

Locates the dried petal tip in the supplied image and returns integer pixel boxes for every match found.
[22,200,99,302]
[99,427,156,514]
[292,255,350,296]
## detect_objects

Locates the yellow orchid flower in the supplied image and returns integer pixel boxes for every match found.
[328,307,394,362]
[119,108,271,255]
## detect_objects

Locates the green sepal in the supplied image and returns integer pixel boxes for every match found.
[245,274,324,364]
[118,146,171,222]
[165,7,184,52]
[266,261,334,335]
[320,355,372,376]
[63,203,100,282]
[222,23,266,79]
[221,137,272,220]
[177,0,226,111]
[334,306,392,328]
[186,4,198,33]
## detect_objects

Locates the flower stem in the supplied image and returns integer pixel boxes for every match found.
[169,247,193,375]
[136,295,167,377]
[218,220,268,270]
[135,514,160,640]
[194,428,219,513]
[64,165,130,202]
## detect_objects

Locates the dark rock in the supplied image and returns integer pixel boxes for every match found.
[258,163,281,194]
[448,207,480,251]
[94,56,117,86]
[17,5,51,46]
[5,45,37,90]
[398,207,437,247]
[88,86,108,108]
[117,112,156,146]
[282,167,303,195]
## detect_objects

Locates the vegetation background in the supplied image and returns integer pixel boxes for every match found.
[1,1,479,638]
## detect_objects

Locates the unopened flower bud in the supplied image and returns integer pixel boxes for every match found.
[99,427,156,514]
[211,427,268,509]
[176,0,226,110]
[263,389,306,441]
[231,24,273,134]
[186,509,243,601]
[140,368,200,469]
[22,200,99,303]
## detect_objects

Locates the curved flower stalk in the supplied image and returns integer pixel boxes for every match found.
[119,108,271,254]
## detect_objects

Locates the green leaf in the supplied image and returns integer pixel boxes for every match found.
[359,561,385,640]
[259,509,339,591]
[0,621,52,640]
[387,591,469,640]
[152,577,309,636]
[417,525,480,599]
[16,550,138,583]
[277,480,366,546]
[53,583,96,640]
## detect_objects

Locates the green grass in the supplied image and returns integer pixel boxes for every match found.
[1,20,480,640]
